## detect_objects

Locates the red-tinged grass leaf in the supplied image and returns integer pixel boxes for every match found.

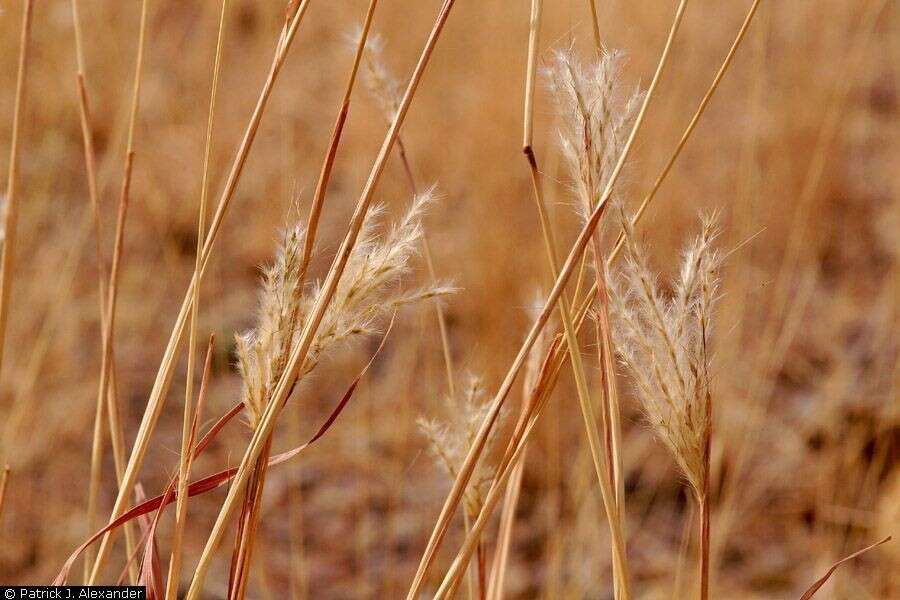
[53,401,245,585]
[266,314,394,465]
[115,485,154,585]
[799,536,891,600]
[138,483,172,600]
[54,321,393,585]
[133,484,153,537]
[226,321,393,599]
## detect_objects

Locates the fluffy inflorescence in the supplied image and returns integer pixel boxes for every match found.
[417,375,499,516]
[351,26,403,125]
[236,189,451,428]
[235,222,307,427]
[609,210,723,497]
[547,47,644,221]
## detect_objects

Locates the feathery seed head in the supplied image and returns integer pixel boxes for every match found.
[418,374,500,516]
[547,47,644,222]
[349,25,403,125]
[236,189,450,429]
[609,209,723,497]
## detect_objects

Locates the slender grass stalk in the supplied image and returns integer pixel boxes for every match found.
[672,501,697,598]
[84,0,149,582]
[88,1,315,582]
[298,0,380,288]
[0,465,10,523]
[225,7,381,598]
[485,309,553,600]
[799,536,892,600]
[524,67,630,600]
[440,288,597,597]
[484,458,522,600]
[432,329,581,597]
[164,2,228,597]
[521,0,542,153]
[185,3,460,596]
[357,27,456,394]
[396,143,456,396]
[699,491,711,599]
[0,0,34,383]
[487,7,542,600]
[227,436,273,600]
[71,0,139,581]
[408,2,690,596]
[461,509,477,599]
[484,13,546,595]
[609,0,764,261]
[587,0,602,51]
[288,450,309,600]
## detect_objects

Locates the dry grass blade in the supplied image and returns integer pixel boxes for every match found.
[586,0,602,51]
[184,3,461,596]
[482,16,547,594]
[85,0,149,582]
[89,1,316,581]
[0,0,34,380]
[137,486,169,600]
[298,0,380,288]
[799,537,891,600]
[608,0,764,262]
[480,8,565,600]
[70,0,137,580]
[357,23,456,394]
[408,2,691,596]
[522,0,543,152]
[165,2,229,597]
[0,465,10,524]
[433,330,573,598]
[117,486,154,587]
[55,399,245,585]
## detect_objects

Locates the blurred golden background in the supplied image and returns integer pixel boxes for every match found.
[0,0,896,597]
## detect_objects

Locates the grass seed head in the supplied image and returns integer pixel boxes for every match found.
[237,188,451,428]
[609,207,723,498]
[418,374,500,516]
[547,46,644,222]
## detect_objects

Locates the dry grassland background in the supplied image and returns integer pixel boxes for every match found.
[0,0,897,598]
